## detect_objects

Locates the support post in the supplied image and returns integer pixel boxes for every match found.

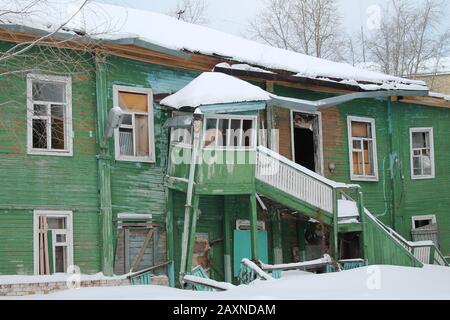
[357,188,369,264]
[250,193,259,261]
[332,189,339,261]
[272,208,283,264]
[180,113,202,280]
[223,197,233,283]
[95,55,114,276]
[297,220,306,262]
[165,188,175,287]
[186,195,200,273]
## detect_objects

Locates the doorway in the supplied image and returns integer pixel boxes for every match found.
[291,112,322,173]
[33,211,73,275]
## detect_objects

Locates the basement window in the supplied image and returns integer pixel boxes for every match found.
[410,128,435,179]
[113,86,155,163]
[203,115,257,149]
[347,116,378,181]
[27,74,72,156]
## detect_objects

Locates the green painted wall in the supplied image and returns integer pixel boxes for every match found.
[273,84,450,259]
[0,41,101,274]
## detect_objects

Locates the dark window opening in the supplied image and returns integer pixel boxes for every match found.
[414,219,433,229]
[294,127,316,172]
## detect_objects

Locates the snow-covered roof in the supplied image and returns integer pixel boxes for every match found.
[160,72,271,109]
[0,1,428,91]
[429,92,450,101]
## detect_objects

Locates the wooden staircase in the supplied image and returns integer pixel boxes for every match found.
[255,146,447,268]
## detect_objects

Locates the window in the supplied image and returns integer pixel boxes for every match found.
[203,115,256,149]
[411,215,436,230]
[410,128,435,179]
[170,111,192,147]
[33,211,73,275]
[113,86,155,163]
[347,116,378,181]
[27,74,72,156]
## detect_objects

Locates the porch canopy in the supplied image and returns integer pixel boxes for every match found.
[160,72,325,114]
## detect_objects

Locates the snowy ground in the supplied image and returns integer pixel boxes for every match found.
[2,265,450,300]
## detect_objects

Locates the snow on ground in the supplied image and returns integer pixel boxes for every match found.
[3,265,450,300]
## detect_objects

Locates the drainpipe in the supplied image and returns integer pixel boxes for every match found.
[179,110,203,280]
[165,187,175,287]
[95,55,114,276]
[387,99,397,230]
[223,197,233,283]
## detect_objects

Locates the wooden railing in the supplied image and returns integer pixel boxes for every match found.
[257,146,335,213]
[410,243,449,266]
[372,216,449,267]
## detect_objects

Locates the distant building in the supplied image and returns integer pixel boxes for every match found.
[413,57,450,95]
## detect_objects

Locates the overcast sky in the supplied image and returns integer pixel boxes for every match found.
[97,0,450,37]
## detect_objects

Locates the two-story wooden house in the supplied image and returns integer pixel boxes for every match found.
[0,3,448,287]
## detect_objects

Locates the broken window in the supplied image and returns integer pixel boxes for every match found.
[203,115,256,149]
[34,212,73,275]
[27,75,72,155]
[170,112,193,145]
[411,128,435,179]
[114,86,155,162]
[348,117,378,181]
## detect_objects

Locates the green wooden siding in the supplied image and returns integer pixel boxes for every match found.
[273,84,450,259]
[0,211,33,275]
[0,41,101,274]
[106,55,200,224]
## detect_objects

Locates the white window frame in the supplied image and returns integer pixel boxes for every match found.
[170,111,193,149]
[290,109,324,175]
[27,74,73,156]
[113,85,155,163]
[202,114,258,150]
[410,127,435,180]
[411,214,437,230]
[347,116,379,182]
[33,210,74,275]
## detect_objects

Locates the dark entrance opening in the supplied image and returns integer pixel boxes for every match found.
[294,127,316,171]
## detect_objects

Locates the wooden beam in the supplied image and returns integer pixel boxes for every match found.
[399,96,450,109]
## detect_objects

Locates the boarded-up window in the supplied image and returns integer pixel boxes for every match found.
[348,117,378,180]
[27,75,72,155]
[410,128,434,179]
[114,87,155,162]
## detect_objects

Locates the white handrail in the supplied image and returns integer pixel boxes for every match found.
[257,148,334,213]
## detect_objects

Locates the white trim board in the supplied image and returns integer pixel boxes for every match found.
[410,127,435,180]
[33,210,74,275]
[347,115,379,182]
[27,74,73,157]
[290,109,324,175]
[113,85,156,163]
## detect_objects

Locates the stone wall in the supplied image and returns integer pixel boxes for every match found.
[0,275,169,297]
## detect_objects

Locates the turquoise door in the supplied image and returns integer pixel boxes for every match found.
[233,230,268,277]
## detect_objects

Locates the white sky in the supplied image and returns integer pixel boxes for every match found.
[97,0,450,37]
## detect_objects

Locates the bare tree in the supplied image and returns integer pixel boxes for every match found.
[171,0,209,25]
[248,0,346,61]
[0,0,117,150]
[364,0,450,77]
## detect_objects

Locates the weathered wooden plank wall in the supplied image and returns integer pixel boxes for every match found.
[0,42,101,274]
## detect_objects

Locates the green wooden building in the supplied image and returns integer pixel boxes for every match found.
[0,3,448,287]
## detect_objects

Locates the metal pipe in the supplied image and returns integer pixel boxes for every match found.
[268,90,428,112]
